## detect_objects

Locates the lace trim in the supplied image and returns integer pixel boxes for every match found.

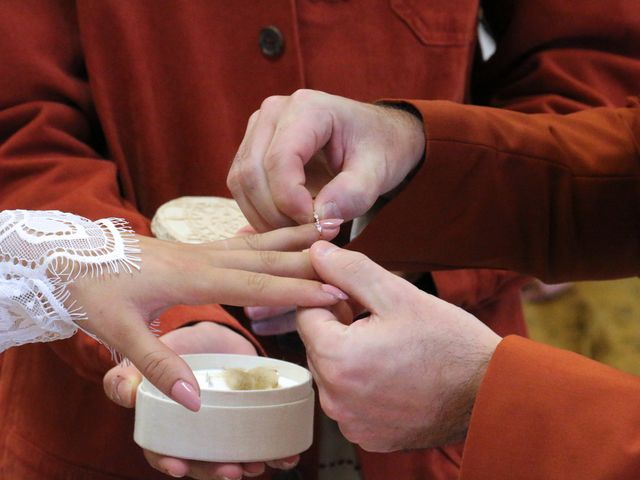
[0,210,141,352]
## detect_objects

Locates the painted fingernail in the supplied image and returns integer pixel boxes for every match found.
[171,380,201,412]
[318,201,342,220]
[319,218,344,229]
[322,284,349,300]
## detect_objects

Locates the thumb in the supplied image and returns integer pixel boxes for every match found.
[309,241,403,314]
[107,320,201,412]
[296,305,348,356]
[314,163,383,222]
[103,360,142,408]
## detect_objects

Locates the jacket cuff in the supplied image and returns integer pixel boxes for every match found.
[461,335,640,479]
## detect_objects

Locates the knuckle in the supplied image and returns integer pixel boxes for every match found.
[359,439,383,452]
[262,150,282,173]
[259,249,281,268]
[290,88,316,105]
[140,350,175,388]
[247,109,260,125]
[324,362,357,394]
[226,165,240,190]
[246,271,270,293]
[241,233,263,250]
[260,94,284,112]
[237,161,261,190]
[337,421,363,444]
[319,392,343,421]
[340,251,370,276]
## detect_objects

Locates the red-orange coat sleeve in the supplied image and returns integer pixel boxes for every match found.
[0,0,259,382]
[349,101,640,281]
[351,0,640,279]
[461,336,640,480]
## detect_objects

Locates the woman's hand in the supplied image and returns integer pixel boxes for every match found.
[70,222,344,410]
[104,322,300,479]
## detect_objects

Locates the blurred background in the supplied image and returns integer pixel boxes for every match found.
[524,278,640,375]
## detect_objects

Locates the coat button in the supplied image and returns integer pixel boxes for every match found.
[259,25,285,58]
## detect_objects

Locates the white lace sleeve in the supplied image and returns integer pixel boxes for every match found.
[0,210,141,352]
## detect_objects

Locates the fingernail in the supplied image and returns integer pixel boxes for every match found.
[322,284,349,300]
[251,311,297,336]
[319,218,344,229]
[171,380,201,412]
[319,218,344,228]
[166,470,183,478]
[246,305,293,320]
[314,241,339,257]
[116,377,132,405]
[281,460,299,470]
[318,201,342,220]
[110,375,123,404]
[246,306,273,320]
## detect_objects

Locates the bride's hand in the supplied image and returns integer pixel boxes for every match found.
[71,222,343,410]
[104,322,300,479]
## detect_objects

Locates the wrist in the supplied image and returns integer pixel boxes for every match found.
[376,102,426,199]
[435,334,500,446]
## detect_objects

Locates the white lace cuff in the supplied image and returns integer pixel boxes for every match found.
[0,210,141,352]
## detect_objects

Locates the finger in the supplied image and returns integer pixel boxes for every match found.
[263,94,335,225]
[229,99,295,231]
[107,320,202,412]
[314,168,382,222]
[266,455,300,470]
[242,461,266,477]
[188,460,245,480]
[144,450,246,480]
[309,241,406,314]
[103,361,142,408]
[250,310,297,336]
[207,250,317,279]
[296,306,348,357]
[143,451,189,478]
[169,268,348,308]
[245,305,293,321]
[228,110,278,233]
[161,322,258,357]
[214,221,342,252]
[229,187,274,234]
[189,460,243,480]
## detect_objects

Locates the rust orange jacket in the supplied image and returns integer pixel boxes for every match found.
[354,100,640,478]
[0,1,638,479]
[353,101,640,282]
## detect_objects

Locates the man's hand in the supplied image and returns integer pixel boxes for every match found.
[296,241,501,452]
[104,322,299,479]
[227,89,425,231]
[71,223,344,411]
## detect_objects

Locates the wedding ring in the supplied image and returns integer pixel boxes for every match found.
[313,211,322,234]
